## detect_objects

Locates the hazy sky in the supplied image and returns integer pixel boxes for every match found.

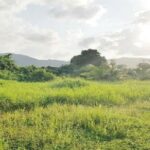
[0,0,150,60]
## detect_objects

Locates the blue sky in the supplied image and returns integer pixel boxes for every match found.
[0,0,150,60]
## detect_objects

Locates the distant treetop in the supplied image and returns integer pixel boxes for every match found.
[71,49,107,67]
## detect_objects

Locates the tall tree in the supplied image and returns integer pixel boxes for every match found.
[71,49,107,67]
[0,54,17,71]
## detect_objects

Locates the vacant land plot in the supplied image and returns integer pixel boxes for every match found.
[0,79,150,149]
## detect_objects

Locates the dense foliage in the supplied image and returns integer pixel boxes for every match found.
[0,54,17,71]
[0,54,55,82]
[60,50,150,81]
[0,50,150,81]
[0,79,150,149]
[71,49,107,66]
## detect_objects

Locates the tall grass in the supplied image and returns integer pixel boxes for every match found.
[0,103,150,149]
[0,79,150,112]
[0,78,150,149]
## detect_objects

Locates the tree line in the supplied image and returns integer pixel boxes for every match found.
[0,54,54,81]
[0,49,150,81]
[59,49,150,81]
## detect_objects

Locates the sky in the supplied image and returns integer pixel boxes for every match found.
[0,0,150,60]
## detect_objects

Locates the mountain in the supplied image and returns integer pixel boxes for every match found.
[1,53,150,68]
[0,53,69,67]
[109,57,150,68]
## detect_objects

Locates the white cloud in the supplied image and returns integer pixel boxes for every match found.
[0,0,149,60]
[0,0,36,13]
[79,10,150,58]
[0,0,106,59]
[47,0,106,23]
[0,5,60,59]
[135,10,150,23]
[0,0,106,22]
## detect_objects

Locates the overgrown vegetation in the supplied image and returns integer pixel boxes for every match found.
[0,79,150,149]
[0,50,150,149]
[61,50,150,80]
[0,50,150,82]
[0,54,55,82]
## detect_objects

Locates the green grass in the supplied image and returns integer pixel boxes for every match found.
[0,78,150,149]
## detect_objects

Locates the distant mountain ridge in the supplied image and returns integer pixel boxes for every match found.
[0,53,69,67]
[110,57,150,68]
[0,53,150,68]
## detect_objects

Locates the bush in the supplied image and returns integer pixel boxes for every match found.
[0,70,17,80]
[18,68,55,82]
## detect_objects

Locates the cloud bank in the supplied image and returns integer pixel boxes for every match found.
[79,10,150,58]
[0,0,149,59]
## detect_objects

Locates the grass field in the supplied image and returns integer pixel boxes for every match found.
[0,78,150,149]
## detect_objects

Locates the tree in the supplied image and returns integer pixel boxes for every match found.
[58,64,75,75]
[138,63,150,71]
[71,49,107,67]
[0,54,17,71]
[136,63,150,80]
[18,67,55,82]
[30,68,54,81]
[0,54,55,82]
